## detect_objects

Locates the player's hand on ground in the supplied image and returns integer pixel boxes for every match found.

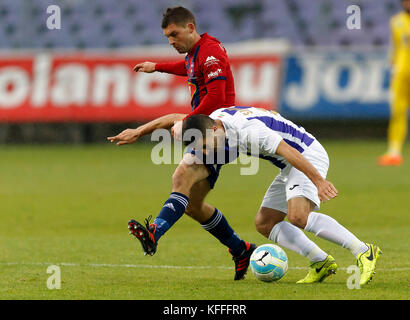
[317,179,338,202]
[107,129,140,146]
[133,61,156,73]
[171,120,183,141]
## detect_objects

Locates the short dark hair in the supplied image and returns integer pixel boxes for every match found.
[161,6,196,29]
[182,115,215,146]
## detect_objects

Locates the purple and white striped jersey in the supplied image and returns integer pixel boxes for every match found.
[209,106,317,170]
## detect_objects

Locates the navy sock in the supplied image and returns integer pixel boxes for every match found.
[153,192,189,241]
[201,208,246,256]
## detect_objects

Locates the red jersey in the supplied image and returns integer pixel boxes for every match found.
[155,33,235,118]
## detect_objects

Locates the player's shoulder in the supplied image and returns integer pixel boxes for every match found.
[210,107,244,126]
[201,33,225,49]
[391,12,406,27]
[198,35,228,60]
[209,107,232,120]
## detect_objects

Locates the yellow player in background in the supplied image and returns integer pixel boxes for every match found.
[379,0,410,166]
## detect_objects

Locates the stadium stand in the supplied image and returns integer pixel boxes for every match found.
[0,0,402,49]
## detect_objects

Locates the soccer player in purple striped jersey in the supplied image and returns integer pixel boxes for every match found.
[180,106,382,285]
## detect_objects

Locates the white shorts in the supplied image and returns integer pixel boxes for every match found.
[260,140,329,214]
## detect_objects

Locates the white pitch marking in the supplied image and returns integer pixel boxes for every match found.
[1,262,409,272]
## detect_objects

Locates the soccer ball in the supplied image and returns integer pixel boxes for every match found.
[250,244,288,282]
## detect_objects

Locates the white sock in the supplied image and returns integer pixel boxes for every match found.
[269,221,328,263]
[305,212,368,258]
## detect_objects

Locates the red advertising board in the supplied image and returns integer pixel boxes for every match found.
[0,52,282,122]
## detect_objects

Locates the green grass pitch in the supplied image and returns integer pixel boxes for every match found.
[0,140,409,300]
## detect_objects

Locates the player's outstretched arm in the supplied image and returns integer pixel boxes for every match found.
[107,113,187,146]
[133,61,187,76]
[133,61,156,73]
[275,140,338,202]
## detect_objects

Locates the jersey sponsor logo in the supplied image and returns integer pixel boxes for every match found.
[207,68,222,79]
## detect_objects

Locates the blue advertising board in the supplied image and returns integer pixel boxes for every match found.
[279,50,391,119]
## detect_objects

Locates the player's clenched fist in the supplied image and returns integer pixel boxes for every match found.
[133,61,156,73]
[107,129,140,146]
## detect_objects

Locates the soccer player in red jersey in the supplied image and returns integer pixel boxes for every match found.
[133,6,235,137]
[111,7,255,280]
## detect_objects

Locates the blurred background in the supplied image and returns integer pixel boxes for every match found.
[0,0,402,143]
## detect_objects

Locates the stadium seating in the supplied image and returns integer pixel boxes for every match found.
[0,0,402,49]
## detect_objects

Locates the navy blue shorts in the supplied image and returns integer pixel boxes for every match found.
[187,145,239,189]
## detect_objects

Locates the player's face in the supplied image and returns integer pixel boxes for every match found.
[163,23,196,53]
[403,0,410,13]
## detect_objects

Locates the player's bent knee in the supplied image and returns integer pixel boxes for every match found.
[172,167,184,188]
[287,212,307,229]
[172,162,209,194]
[172,165,194,191]
[254,208,285,238]
[287,198,314,228]
[254,218,271,238]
